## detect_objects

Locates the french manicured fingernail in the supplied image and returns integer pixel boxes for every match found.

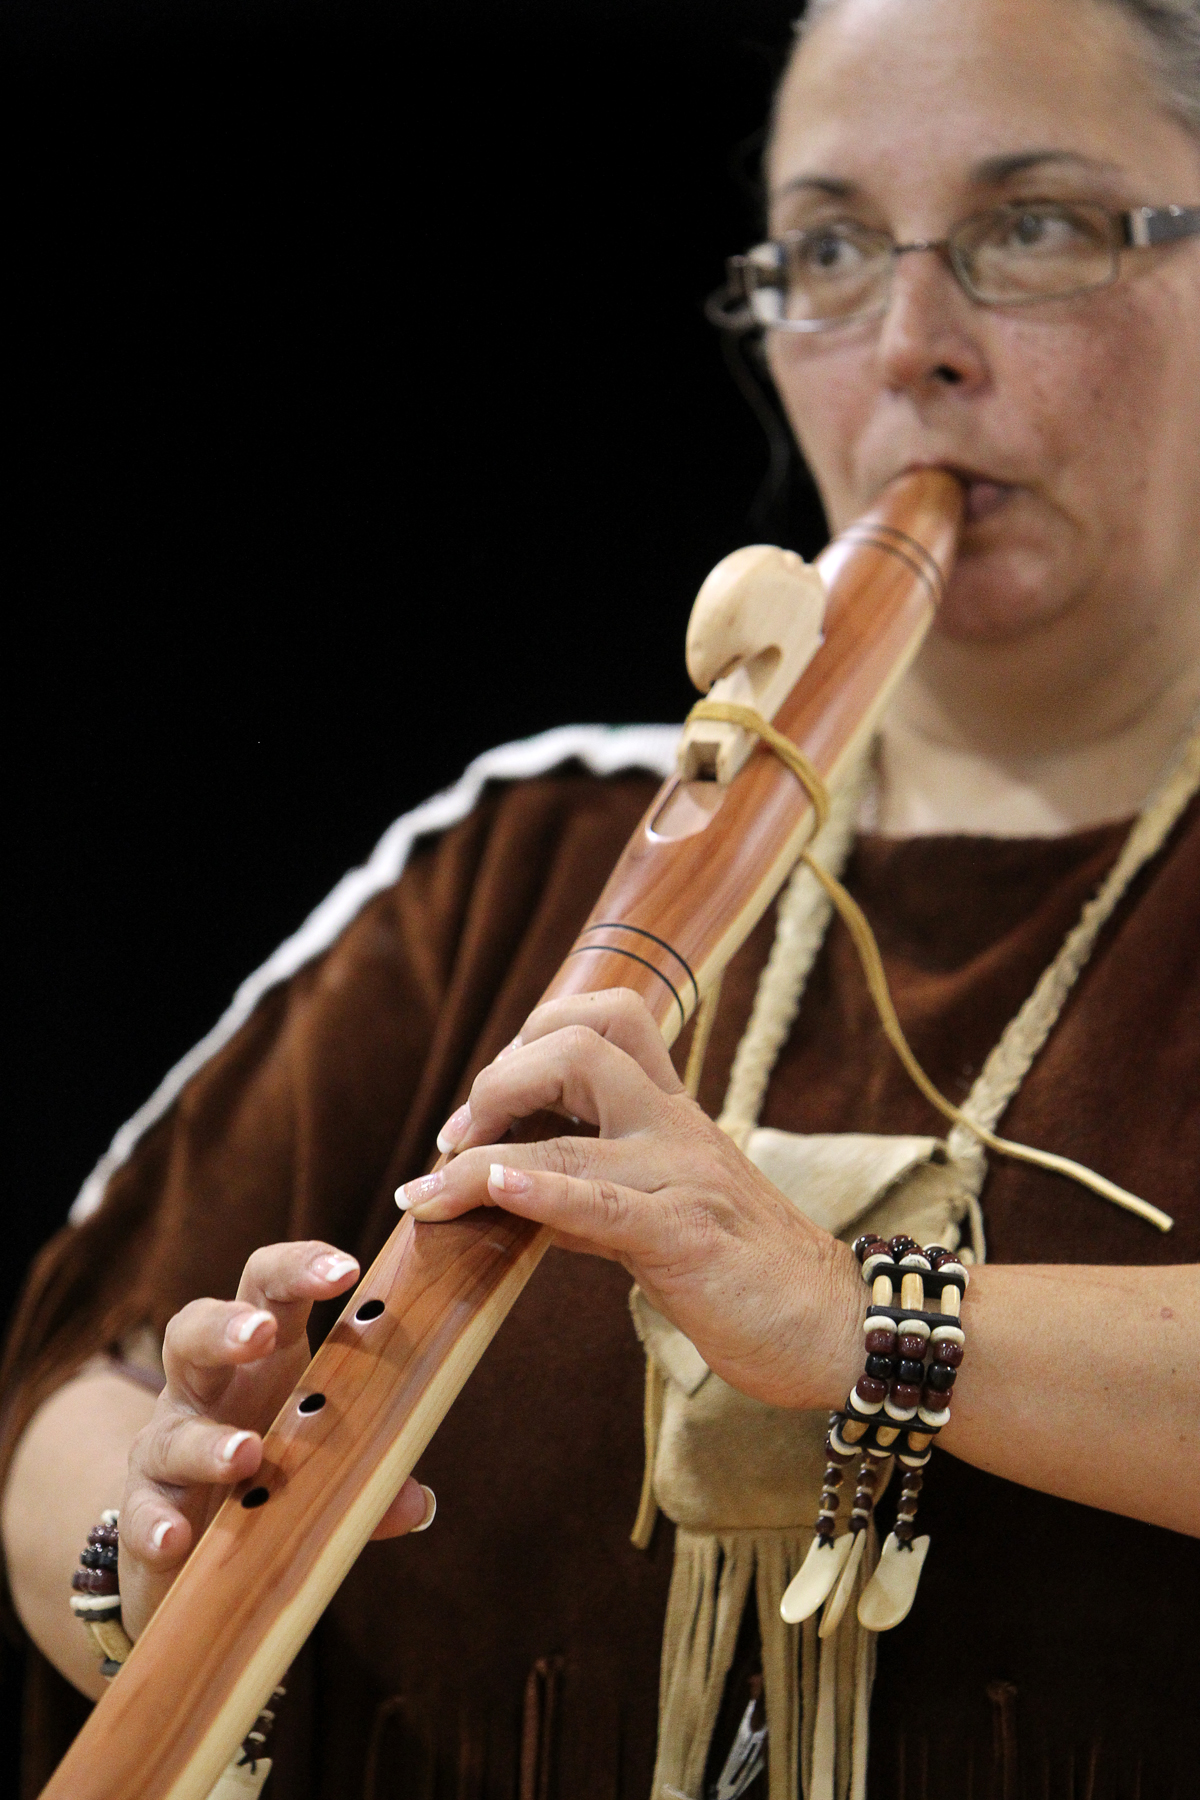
[151,1519,172,1551]
[436,1103,471,1154]
[412,1484,437,1532]
[396,1170,445,1211]
[488,1163,532,1196]
[219,1429,254,1464]
[230,1309,273,1345]
[313,1253,358,1283]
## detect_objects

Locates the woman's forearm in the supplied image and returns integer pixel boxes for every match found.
[937,1261,1199,1535]
[1,1365,157,1699]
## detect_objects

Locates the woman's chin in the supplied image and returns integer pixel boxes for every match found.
[934,545,1074,644]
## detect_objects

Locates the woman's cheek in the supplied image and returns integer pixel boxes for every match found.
[766,335,877,527]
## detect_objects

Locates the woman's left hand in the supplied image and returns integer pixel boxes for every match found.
[396,988,862,1411]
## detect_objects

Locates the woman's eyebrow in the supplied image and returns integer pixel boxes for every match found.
[972,148,1122,183]
[772,152,1123,205]
[770,174,859,203]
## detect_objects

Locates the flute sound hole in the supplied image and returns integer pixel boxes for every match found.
[241,1487,270,1509]
[355,1299,385,1322]
[298,1393,326,1413]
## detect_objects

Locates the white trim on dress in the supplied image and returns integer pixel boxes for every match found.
[69,724,680,1225]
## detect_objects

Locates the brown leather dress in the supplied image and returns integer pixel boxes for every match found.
[2,763,1197,1800]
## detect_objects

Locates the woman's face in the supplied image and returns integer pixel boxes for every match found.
[767,0,1200,652]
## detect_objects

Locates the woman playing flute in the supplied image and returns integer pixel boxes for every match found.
[3,0,1199,1794]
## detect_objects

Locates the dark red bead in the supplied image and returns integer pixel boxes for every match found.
[900,1473,924,1496]
[856,1375,887,1404]
[865,1328,895,1354]
[889,1235,919,1259]
[852,1235,886,1264]
[921,1387,951,1414]
[815,1515,837,1539]
[926,1363,957,1392]
[924,1245,949,1263]
[865,1354,897,1381]
[823,1464,845,1487]
[894,1520,916,1543]
[849,1514,869,1533]
[74,1567,118,1595]
[898,1333,927,1360]
[935,1340,964,1366]
[892,1383,921,1409]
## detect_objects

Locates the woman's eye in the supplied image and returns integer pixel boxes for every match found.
[812,233,849,268]
[795,228,871,275]
[1003,208,1088,252]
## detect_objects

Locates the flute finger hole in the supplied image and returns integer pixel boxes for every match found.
[298,1392,326,1414]
[355,1299,385,1323]
[241,1487,270,1509]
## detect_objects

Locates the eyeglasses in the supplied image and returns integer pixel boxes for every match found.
[710,201,1200,334]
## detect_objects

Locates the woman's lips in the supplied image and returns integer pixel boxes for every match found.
[898,464,1018,523]
[963,478,1015,523]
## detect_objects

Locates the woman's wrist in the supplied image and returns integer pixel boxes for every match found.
[785,1230,867,1413]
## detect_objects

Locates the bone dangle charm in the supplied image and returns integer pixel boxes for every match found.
[857,1530,931,1631]
[780,1531,854,1624]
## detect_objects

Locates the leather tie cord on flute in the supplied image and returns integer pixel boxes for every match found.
[685,695,1173,1235]
[38,468,972,1800]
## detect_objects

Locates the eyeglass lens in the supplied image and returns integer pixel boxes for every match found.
[751,203,1122,329]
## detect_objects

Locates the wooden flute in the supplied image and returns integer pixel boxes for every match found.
[40,467,963,1800]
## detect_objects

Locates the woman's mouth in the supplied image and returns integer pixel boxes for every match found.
[962,478,1015,524]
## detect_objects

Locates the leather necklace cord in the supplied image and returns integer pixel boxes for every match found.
[687,697,1178,1234]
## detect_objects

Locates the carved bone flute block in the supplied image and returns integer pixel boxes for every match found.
[677,544,827,786]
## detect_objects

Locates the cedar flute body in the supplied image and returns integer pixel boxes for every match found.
[39,468,962,1800]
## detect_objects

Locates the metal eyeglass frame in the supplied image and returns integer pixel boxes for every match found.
[707,202,1200,334]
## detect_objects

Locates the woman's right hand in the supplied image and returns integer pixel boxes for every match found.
[118,1240,434,1640]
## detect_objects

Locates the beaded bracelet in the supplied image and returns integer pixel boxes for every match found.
[70,1510,132,1679]
[70,1512,285,1782]
[780,1234,969,1637]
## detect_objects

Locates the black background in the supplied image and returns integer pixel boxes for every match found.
[3,0,824,1770]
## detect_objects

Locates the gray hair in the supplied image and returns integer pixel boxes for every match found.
[797,0,1200,134]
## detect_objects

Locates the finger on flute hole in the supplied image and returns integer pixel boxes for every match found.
[488,1163,532,1197]
[225,1308,275,1349]
[370,1479,437,1540]
[436,1102,472,1154]
[218,1429,257,1470]
[395,1169,446,1214]
[310,1251,359,1287]
[133,1509,191,1566]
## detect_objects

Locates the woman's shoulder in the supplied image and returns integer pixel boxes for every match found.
[68,726,678,1227]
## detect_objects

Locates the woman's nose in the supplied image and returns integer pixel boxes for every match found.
[874,248,989,397]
